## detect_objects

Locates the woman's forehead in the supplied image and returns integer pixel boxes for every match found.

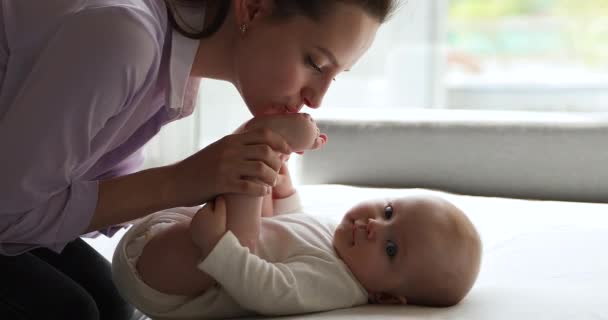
[287,4,379,69]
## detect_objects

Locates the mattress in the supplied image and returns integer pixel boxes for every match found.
[299,111,608,203]
[88,184,608,319]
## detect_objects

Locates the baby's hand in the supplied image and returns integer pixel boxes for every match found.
[242,113,327,153]
[190,196,227,257]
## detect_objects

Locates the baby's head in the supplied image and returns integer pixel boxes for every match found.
[333,194,481,307]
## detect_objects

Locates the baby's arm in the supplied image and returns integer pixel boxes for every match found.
[198,236,363,315]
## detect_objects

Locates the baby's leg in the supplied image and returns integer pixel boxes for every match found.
[136,219,216,296]
[245,114,325,216]
[133,212,214,296]
[221,114,327,248]
[223,193,263,251]
[261,193,274,217]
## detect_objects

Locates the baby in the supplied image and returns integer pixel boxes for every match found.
[112,114,482,319]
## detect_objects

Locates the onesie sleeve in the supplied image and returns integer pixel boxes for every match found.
[198,231,367,315]
[0,8,158,255]
[272,191,303,215]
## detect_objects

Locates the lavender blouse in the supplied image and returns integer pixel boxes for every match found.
[0,0,200,255]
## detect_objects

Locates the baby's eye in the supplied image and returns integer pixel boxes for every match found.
[384,205,393,219]
[386,240,398,258]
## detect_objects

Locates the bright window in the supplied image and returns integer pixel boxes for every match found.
[445,0,608,111]
[143,1,608,169]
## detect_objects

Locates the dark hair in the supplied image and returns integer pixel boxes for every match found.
[166,0,399,40]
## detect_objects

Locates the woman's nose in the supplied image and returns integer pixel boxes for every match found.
[301,88,320,109]
[301,81,331,109]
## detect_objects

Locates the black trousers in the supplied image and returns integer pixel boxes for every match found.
[0,238,134,320]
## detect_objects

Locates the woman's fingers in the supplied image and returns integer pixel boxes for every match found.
[244,144,283,173]
[241,127,291,155]
[240,160,279,187]
[229,178,270,197]
[174,119,330,205]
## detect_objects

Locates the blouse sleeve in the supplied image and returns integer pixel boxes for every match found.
[0,7,158,255]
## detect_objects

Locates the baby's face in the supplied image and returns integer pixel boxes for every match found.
[333,195,453,297]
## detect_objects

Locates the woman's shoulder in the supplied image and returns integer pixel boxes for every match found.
[78,0,168,44]
[59,2,167,73]
[3,0,168,47]
[88,0,168,38]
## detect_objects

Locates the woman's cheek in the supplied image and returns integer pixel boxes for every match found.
[285,68,311,95]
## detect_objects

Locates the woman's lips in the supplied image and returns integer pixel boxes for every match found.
[285,105,300,113]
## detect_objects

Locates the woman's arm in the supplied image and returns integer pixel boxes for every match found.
[87,165,176,233]
[87,125,292,233]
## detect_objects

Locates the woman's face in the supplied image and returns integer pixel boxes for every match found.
[232,2,380,116]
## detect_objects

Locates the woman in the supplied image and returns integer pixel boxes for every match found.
[0,0,397,319]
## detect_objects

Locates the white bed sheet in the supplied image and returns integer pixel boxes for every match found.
[268,185,608,320]
[89,184,608,319]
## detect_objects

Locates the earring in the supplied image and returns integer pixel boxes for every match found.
[240,24,248,34]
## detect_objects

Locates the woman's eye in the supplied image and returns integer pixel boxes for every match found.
[386,241,398,258]
[384,205,393,219]
[307,56,323,73]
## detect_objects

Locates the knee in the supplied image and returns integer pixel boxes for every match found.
[100,295,134,320]
[53,291,100,320]
[59,290,134,320]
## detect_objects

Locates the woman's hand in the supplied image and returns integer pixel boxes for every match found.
[170,128,291,207]
[190,196,227,257]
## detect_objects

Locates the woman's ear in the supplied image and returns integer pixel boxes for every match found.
[233,0,275,28]
[369,292,407,305]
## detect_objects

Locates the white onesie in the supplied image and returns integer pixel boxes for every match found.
[112,192,368,319]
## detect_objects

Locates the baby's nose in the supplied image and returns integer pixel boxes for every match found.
[366,218,381,239]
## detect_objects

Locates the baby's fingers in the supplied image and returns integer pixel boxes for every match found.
[209,196,227,231]
[213,196,226,216]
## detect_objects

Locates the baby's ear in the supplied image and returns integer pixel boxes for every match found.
[369,292,407,305]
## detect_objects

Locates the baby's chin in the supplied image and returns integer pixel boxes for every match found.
[331,231,344,259]
[332,244,343,260]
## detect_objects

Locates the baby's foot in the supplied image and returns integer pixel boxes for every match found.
[245,113,327,152]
